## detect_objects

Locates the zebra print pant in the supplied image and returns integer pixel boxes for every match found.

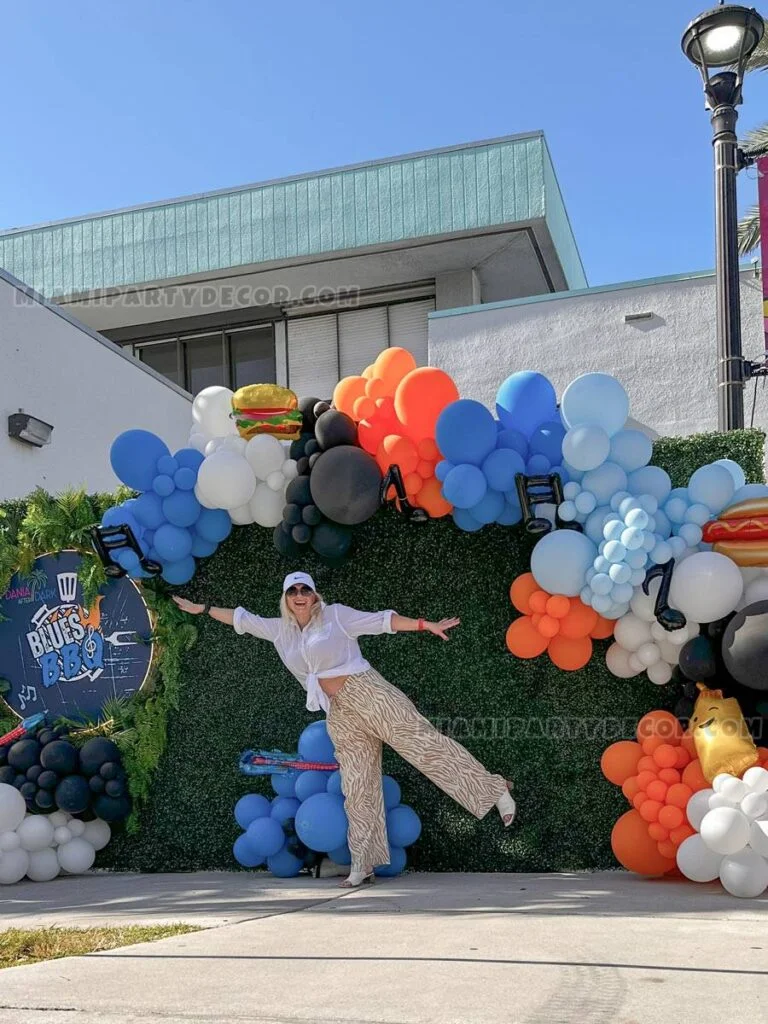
[326,667,508,870]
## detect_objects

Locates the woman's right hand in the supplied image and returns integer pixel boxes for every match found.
[172,596,206,615]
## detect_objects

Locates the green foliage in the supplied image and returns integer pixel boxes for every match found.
[651,429,765,488]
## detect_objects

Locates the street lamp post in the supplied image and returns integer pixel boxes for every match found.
[682,4,765,431]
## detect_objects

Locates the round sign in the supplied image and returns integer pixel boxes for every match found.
[0,550,153,720]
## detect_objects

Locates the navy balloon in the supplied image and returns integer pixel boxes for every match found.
[195,508,232,544]
[233,834,264,868]
[496,428,529,458]
[154,524,193,561]
[295,792,348,852]
[529,421,566,465]
[156,455,178,476]
[386,804,422,846]
[161,556,196,585]
[328,842,352,865]
[152,474,175,497]
[110,429,171,491]
[326,770,344,796]
[162,490,202,528]
[435,400,497,466]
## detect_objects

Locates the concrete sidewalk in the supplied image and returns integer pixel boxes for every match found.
[1,871,767,1024]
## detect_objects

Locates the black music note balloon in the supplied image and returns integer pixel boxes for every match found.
[379,464,429,523]
[514,473,584,536]
[643,559,687,632]
[90,524,162,579]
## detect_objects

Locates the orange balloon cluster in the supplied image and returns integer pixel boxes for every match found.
[333,348,459,518]
[505,572,614,671]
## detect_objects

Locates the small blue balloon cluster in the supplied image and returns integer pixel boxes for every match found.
[105,429,232,585]
[435,372,571,533]
[232,721,421,878]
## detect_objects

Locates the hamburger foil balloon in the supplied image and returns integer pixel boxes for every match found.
[231,384,303,441]
[688,684,758,781]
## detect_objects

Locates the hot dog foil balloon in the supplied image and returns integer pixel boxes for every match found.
[702,498,768,566]
[688,684,758,781]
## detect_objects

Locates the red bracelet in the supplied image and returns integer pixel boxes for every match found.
[418,618,425,631]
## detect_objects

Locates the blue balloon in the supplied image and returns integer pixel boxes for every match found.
[382,775,401,810]
[714,459,746,491]
[627,466,672,503]
[530,529,597,596]
[526,454,551,476]
[733,483,768,503]
[160,556,196,585]
[452,507,484,532]
[528,421,566,465]
[496,428,529,458]
[156,455,179,476]
[386,804,422,847]
[294,770,331,802]
[560,373,629,438]
[191,535,218,558]
[585,506,612,544]
[110,429,171,491]
[233,833,264,868]
[270,797,301,825]
[298,721,336,763]
[495,371,558,438]
[496,500,522,526]
[549,465,570,484]
[267,847,303,877]
[609,429,653,472]
[435,459,454,482]
[246,816,286,858]
[271,773,297,798]
[162,490,202,528]
[235,793,272,830]
[154,524,193,561]
[195,508,233,544]
[114,549,140,570]
[482,448,526,492]
[435,400,497,466]
[467,488,505,525]
[174,447,206,471]
[295,792,348,852]
[174,467,197,491]
[133,492,166,530]
[152,474,175,497]
[326,770,344,796]
[328,842,352,865]
[374,845,407,877]
[562,425,610,472]
[101,503,141,533]
[442,464,487,509]
[687,463,735,513]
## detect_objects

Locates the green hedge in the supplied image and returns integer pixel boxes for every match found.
[97,428,765,873]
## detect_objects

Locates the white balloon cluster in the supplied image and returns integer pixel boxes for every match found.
[0,783,110,884]
[605,579,700,685]
[186,386,298,528]
[678,766,768,898]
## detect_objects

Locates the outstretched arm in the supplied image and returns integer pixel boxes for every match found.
[172,596,234,625]
[391,614,460,641]
[172,597,280,640]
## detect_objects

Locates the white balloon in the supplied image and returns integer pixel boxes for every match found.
[282,459,299,481]
[741,793,768,820]
[204,438,225,457]
[192,385,236,437]
[67,819,86,838]
[630,579,658,622]
[743,766,768,794]
[16,814,54,853]
[709,793,738,811]
[228,502,256,526]
[657,637,683,666]
[636,642,660,667]
[26,848,60,882]
[646,660,672,686]
[249,483,285,528]
[700,807,751,855]
[194,482,219,510]
[0,847,29,884]
[669,552,744,624]
[48,811,70,829]
[605,643,640,678]
[744,577,768,606]
[628,653,644,673]
[221,435,247,454]
[266,470,286,492]
[0,784,26,833]
[687,789,714,831]
[0,831,21,852]
[83,819,111,852]
[614,613,652,652]
[188,432,208,453]
[650,621,668,642]
[197,452,256,510]
[676,834,723,882]
[56,837,95,874]
[245,435,286,479]
[53,827,73,846]
[718,776,748,804]
[749,819,768,857]
[719,848,768,898]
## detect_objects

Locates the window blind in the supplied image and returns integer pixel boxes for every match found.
[388,299,434,365]
[338,306,389,377]
[287,314,338,399]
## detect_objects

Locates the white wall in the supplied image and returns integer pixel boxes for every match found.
[428,270,768,444]
[0,270,192,500]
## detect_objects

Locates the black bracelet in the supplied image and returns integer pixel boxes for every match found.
[202,602,211,615]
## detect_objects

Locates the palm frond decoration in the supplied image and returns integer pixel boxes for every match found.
[740,124,768,158]
[739,204,761,256]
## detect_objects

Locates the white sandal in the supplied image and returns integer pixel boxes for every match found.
[497,781,517,827]
[338,863,375,888]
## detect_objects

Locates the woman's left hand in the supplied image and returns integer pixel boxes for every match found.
[425,617,460,640]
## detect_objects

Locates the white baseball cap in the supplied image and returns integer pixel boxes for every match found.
[283,571,316,593]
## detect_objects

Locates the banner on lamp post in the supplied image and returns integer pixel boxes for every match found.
[758,156,768,354]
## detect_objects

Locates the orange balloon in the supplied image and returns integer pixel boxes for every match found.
[362,364,375,379]
[416,459,434,479]
[394,367,459,440]
[637,755,657,773]
[757,746,768,762]
[505,617,549,659]
[622,777,640,801]
[358,418,386,455]
[670,823,696,846]
[601,741,643,786]
[529,590,550,615]
[653,744,679,769]
[531,613,543,630]
[642,735,665,756]
[374,396,398,424]
[648,822,669,842]
[611,809,676,876]
[353,395,376,421]
[559,599,598,639]
[404,472,423,494]
[373,347,418,395]
[637,710,683,744]
[548,634,592,671]
[590,615,615,640]
[658,805,684,830]
[639,799,662,823]
[509,573,540,615]
[674,746,691,769]
[657,839,677,860]
[538,615,560,639]
[658,768,681,785]
[546,595,571,619]
[633,792,647,810]
[666,783,693,809]
[333,376,367,418]
[414,476,452,518]
[636,770,658,791]
[646,780,668,802]
[377,434,419,475]
[682,759,709,793]
[681,732,698,757]
[417,437,438,460]
[365,377,387,400]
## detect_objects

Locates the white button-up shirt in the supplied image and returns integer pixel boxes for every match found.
[233,603,395,713]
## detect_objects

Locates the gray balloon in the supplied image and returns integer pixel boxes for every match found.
[723,600,768,690]
[310,446,382,525]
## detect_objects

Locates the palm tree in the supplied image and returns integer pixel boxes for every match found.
[738,35,768,254]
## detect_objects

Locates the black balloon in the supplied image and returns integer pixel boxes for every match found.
[304,439,320,457]
[8,739,41,772]
[310,521,353,560]
[273,524,301,556]
[315,410,357,451]
[297,456,310,475]
[0,746,7,766]
[298,396,322,431]
[292,523,312,544]
[105,778,125,798]
[0,765,15,785]
[26,764,43,782]
[313,401,331,419]
[682,679,698,700]
[674,696,695,725]
[283,503,302,526]
[100,762,120,780]
[308,452,322,469]
[285,475,312,507]
[302,504,323,526]
[79,737,120,777]
[89,775,106,793]
[41,740,78,774]
[38,730,55,747]
[723,600,768,690]
[93,793,131,822]
[13,774,26,788]
[20,781,37,800]
[310,446,382,525]
[38,769,58,790]
[677,635,717,681]
[55,775,91,813]
[35,789,55,811]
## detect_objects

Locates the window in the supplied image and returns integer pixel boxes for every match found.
[229,326,276,390]
[137,341,183,388]
[184,334,225,394]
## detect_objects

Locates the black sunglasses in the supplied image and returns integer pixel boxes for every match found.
[286,585,314,597]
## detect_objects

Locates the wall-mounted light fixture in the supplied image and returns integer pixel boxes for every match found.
[8,411,54,447]
[624,312,655,324]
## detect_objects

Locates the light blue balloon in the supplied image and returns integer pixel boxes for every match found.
[668,536,687,558]
[174,447,206,472]
[496,428,529,458]
[267,847,303,878]
[560,373,629,438]
[195,508,233,544]
[452,507,484,532]
[435,399,497,466]
[374,845,407,877]
[443,464,487,509]
[575,491,597,515]
[246,816,286,858]
[482,448,526,492]
[591,593,613,614]
[687,464,735,513]
[611,582,634,605]
[386,804,422,847]
[610,490,631,511]
[581,462,628,506]
[626,549,648,569]
[110,429,171,491]
[594,555,611,574]
[270,797,301,825]
[585,506,612,544]
[562,425,610,472]
[495,500,522,526]
[562,460,584,483]
[608,429,653,472]
[558,500,578,522]
[528,421,566,465]
[604,540,627,563]
[160,555,196,585]
[678,523,703,547]
[495,371,558,438]
[624,508,649,530]
[651,540,673,565]
[152,474,175,498]
[627,466,672,503]
[162,490,202,528]
[603,520,625,543]
[591,573,612,596]
[621,528,645,551]
[732,483,768,503]
[530,530,597,596]
[604,601,630,620]
[133,492,166,530]
[664,496,689,524]
[637,494,659,515]
[685,503,711,527]
[154,523,193,561]
[298,720,336,763]
[609,562,632,584]
[467,488,505,525]
[654,509,672,539]
[233,833,264,868]
[714,458,746,491]
[295,793,348,853]
[435,459,454,482]
[235,793,272,830]
[382,776,401,810]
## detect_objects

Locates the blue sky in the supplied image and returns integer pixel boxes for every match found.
[3,0,768,286]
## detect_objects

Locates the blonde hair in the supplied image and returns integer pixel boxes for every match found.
[280,590,325,625]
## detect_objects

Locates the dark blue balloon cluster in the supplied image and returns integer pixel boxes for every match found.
[106,429,233,585]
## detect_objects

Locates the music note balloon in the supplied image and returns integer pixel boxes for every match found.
[643,560,687,632]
